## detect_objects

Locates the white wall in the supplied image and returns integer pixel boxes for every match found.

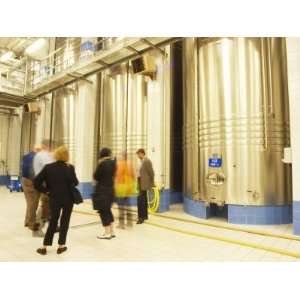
[286,38,300,201]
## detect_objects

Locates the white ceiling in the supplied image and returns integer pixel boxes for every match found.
[0,37,41,73]
[0,37,37,56]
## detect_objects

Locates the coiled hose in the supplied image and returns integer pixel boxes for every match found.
[147,186,160,213]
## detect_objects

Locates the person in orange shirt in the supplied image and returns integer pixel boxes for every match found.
[115,152,136,229]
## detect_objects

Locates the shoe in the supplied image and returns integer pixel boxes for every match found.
[24,223,29,227]
[111,234,116,238]
[36,248,47,255]
[136,219,144,224]
[97,234,112,240]
[57,247,68,254]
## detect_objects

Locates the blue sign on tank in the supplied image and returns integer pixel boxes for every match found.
[208,158,222,168]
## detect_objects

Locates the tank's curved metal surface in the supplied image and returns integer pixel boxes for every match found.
[99,63,148,164]
[183,37,292,206]
[51,86,77,164]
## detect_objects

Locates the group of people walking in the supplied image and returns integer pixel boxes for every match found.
[21,139,155,255]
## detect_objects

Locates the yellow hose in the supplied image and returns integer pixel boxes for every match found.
[147,186,160,213]
[73,208,300,259]
[145,221,300,259]
[107,205,300,242]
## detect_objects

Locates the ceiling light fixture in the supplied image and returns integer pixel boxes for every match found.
[25,38,46,55]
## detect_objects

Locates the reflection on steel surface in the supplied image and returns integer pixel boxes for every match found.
[183,37,292,206]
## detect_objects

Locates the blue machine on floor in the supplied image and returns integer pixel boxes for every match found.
[7,175,22,192]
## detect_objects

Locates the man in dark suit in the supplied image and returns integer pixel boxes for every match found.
[136,148,154,224]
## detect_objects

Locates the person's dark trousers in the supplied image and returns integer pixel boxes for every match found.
[137,190,148,220]
[98,208,114,226]
[43,202,73,246]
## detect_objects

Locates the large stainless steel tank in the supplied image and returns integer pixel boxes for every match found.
[98,48,175,191]
[183,37,292,206]
[51,86,78,164]
[99,62,148,165]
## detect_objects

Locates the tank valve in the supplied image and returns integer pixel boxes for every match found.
[252,191,260,199]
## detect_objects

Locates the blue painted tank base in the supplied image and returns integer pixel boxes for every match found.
[77,182,94,199]
[79,182,182,213]
[0,175,9,186]
[228,204,292,225]
[183,197,210,219]
[293,201,300,235]
[183,196,293,226]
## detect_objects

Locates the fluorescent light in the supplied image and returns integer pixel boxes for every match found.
[25,38,46,55]
[0,51,14,62]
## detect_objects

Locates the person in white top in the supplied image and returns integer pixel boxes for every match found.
[33,143,55,176]
[33,139,55,227]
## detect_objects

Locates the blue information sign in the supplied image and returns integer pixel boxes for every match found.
[208,158,222,168]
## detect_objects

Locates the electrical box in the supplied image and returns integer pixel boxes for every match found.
[282,147,292,164]
[24,102,40,113]
[131,55,156,78]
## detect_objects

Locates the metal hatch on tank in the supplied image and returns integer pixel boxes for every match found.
[206,153,226,206]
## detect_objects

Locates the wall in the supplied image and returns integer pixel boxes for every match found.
[286,38,300,235]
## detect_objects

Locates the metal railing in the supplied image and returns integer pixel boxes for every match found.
[0,69,26,96]
[24,37,122,93]
[1,37,181,100]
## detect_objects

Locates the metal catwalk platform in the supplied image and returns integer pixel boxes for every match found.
[24,37,181,99]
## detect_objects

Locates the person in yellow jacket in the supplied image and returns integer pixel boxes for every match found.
[115,152,136,229]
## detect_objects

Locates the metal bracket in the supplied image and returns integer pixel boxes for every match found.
[141,38,166,56]
[126,45,140,54]
[67,72,93,84]
[94,59,110,67]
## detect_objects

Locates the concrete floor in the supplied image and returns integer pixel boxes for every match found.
[0,186,299,262]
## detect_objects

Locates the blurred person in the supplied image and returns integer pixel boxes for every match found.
[34,145,79,255]
[33,139,55,224]
[21,146,41,232]
[115,152,136,229]
[136,148,154,224]
[92,148,117,239]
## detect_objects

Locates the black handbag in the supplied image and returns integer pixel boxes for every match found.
[64,164,83,205]
[71,185,83,205]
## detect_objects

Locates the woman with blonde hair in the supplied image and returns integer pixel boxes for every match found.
[34,145,79,255]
